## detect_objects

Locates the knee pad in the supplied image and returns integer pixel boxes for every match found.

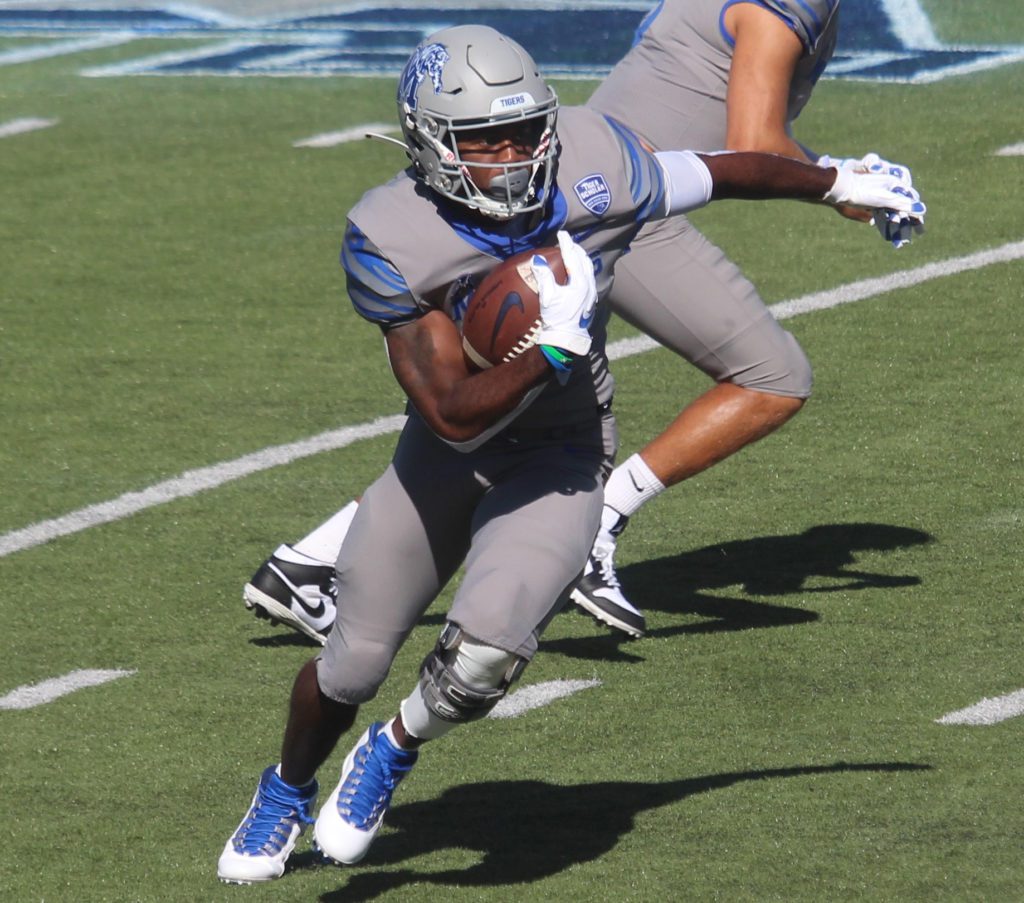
[418,623,526,724]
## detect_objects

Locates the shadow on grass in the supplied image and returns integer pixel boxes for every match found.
[307,760,931,900]
[249,522,932,654]
[544,522,933,660]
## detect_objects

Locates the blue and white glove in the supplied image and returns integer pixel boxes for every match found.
[532,230,598,376]
[819,152,924,248]
[873,206,926,249]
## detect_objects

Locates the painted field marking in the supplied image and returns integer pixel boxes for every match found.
[0,116,58,138]
[995,142,1024,156]
[293,122,396,147]
[936,689,1024,725]
[0,34,136,68]
[0,414,407,558]
[2,238,1024,560]
[490,679,602,719]
[769,239,1024,319]
[882,0,941,49]
[0,669,137,710]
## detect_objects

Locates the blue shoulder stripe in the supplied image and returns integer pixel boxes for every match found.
[341,222,417,325]
[341,222,407,294]
[788,0,822,36]
[347,275,418,325]
[602,115,665,221]
[719,0,831,51]
[632,0,665,47]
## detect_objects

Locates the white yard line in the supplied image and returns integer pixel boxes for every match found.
[293,122,396,147]
[995,142,1024,156]
[769,239,1024,320]
[2,239,1024,560]
[0,414,407,558]
[936,689,1024,725]
[489,679,602,719]
[0,669,137,710]
[0,670,596,715]
[0,116,58,138]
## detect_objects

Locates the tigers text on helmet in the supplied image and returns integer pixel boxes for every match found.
[397,25,559,220]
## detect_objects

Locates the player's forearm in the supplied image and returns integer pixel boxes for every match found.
[699,151,833,202]
[431,348,551,442]
[656,149,828,218]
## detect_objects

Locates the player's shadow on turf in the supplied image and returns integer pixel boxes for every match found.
[545,522,933,661]
[313,760,931,900]
[253,523,931,653]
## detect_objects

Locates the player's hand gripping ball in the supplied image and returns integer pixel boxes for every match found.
[461,246,566,369]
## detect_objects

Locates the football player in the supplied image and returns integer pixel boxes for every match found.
[242,0,919,644]
[218,25,923,883]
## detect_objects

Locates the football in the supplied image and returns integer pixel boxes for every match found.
[461,246,566,369]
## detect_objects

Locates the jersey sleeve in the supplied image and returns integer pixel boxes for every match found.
[602,115,667,223]
[340,221,420,328]
[748,0,838,52]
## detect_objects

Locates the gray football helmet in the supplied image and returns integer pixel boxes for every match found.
[397,25,559,219]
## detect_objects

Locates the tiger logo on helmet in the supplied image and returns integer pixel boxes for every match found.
[398,42,450,113]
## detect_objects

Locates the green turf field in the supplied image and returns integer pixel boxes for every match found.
[2,4,1023,901]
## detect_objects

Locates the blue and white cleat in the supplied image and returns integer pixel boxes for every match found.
[217,765,318,884]
[314,722,418,865]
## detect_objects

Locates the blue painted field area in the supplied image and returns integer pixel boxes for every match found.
[2,1,1022,81]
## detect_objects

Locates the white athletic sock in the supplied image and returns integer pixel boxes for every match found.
[603,453,665,519]
[292,500,359,563]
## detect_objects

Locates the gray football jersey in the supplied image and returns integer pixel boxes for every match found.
[342,106,672,432]
[588,0,840,153]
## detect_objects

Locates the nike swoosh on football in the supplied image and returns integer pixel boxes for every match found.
[490,291,525,352]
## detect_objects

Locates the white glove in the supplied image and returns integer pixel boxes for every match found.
[819,153,924,248]
[532,230,598,357]
[823,166,927,248]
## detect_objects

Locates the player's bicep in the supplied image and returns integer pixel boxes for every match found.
[723,3,805,156]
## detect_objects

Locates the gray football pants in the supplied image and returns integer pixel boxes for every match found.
[317,411,611,705]
[610,214,813,397]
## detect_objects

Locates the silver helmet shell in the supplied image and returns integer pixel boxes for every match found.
[397,25,559,219]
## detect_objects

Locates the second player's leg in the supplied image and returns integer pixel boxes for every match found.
[609,215,812,483]
[579,216,811,635]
